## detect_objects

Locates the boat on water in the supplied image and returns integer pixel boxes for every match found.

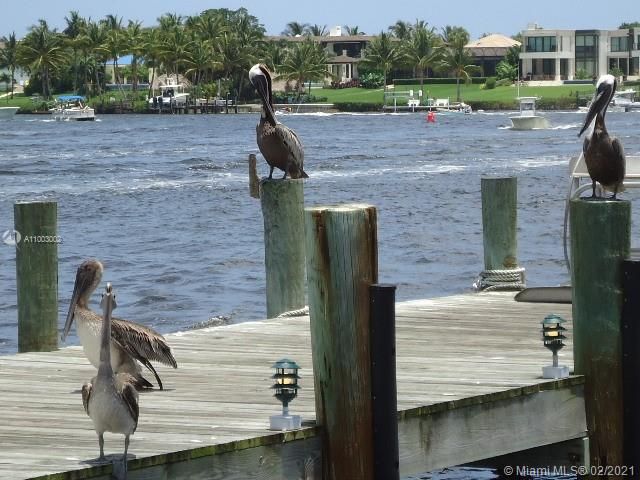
[148,81,190,110]
[0,106,20,119]
[509,97,549,130]
[50,95,95,121]
[578,88,640,113]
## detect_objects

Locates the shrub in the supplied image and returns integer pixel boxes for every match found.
[484,77,496,90]
[496,79,512,87]
[359,72,385,89]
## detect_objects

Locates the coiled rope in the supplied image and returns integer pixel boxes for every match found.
[276,306,310,318]
[473,267,526,292]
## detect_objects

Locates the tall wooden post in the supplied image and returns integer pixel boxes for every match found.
[621,258,640,476]
[260,178,305,318]
[481,177,518,270]
[14,201,58,352]
[370,284,399,480]
[570,198,630,470]
[305,204,378,480]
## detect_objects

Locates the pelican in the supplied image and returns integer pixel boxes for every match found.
[578,74,626,199]
[63,259,177,390]
[249,64,308,179]
[82,283,139,467]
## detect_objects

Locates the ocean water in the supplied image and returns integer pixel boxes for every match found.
[1,110,639,356]
[3,110,639,479]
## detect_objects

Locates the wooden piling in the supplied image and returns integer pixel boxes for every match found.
[481,177,518,270]
[621,258,640,476]
[305,203,378,480]
[570,198,630,471]
[370,284,399,480]
[260,179,306,318]
[14,201,58,352]
[248,154,260,199]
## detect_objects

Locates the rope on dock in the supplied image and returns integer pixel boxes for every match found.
[276,306,310,317]
[473,267,526,292]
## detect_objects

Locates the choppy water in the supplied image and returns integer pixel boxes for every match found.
[1,110,640,358]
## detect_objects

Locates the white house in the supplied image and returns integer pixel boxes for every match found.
[519,23,640,82]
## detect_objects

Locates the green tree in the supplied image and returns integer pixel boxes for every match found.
[618,22,640,29]
[495,60,517,81]
[101,15,126,85]
[125,20,145,91]
[282,21,308,37]
[17,20,65,98]
[401,23,442,95]
[142,27,162,98]
[261,39,288,72]
[81,20,108,94]
[437,27,480,101]
[277,38,329,99]
[360,31,402,86]
[388,20,412,40]
[63,11,86,93]
[305,24,327,36]
[344,25,365,35]
[0,32,19,99]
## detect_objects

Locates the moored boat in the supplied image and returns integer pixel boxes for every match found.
[0,106,20,119]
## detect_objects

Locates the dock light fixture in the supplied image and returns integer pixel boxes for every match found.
[269,358,301,431]
[541,314,570,379]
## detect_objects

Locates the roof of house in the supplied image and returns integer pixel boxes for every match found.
[466,33,521,49]
[465,33,521,57]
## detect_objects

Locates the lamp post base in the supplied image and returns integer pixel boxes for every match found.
[542,365,570,379]
[269,414,301,431]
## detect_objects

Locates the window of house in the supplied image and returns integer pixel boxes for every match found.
[526,36,556,52]
[611,37,628,52]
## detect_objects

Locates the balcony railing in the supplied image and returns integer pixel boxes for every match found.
[525,45,557,53]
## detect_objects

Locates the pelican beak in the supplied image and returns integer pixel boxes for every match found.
[62,279,81,341]
[578,80,613,137]
[62,265,91,341]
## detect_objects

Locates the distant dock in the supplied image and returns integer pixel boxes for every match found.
[0,292,583,479]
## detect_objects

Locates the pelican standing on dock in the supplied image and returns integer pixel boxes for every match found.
[578,74,626,198]
[63,259,177,390]
[82,283,139,467]
[249,64,308,179]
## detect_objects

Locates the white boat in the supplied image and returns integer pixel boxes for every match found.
[50,95,95,121]
[0,106,19,119]
[611,88,640,111]
[509,97,549,130]
[148,81,190,110]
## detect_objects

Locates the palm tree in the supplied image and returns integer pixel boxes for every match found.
[125,20,145,91]
[261,39,288,73]
[82,20,108,94]
[401,23,442,97]
[344,25,365,35]
[159,26,193,84]
[360,31,402,86]
[142,27,162,98]
[388,20,412,40]
[437,27,480,101]
[17,20,65,98]
[277,38,329,99]
[0,32,18,99]
[282,21,307,37]
[305,24,327,37]
[63,11,86,92]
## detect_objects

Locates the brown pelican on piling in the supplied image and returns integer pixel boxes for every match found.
[577,74,626,198]
[82,283,139,468]
[249,64,308,179]
[63,259,177,390]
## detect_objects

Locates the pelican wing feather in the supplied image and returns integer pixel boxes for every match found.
[116,373,140,431]
[111,317,178,368]
[275,124,304,165]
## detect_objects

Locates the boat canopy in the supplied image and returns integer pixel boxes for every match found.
[57,95,86,102]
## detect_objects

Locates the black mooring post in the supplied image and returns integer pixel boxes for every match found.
[370,283,399,480]
[622,258,640,479]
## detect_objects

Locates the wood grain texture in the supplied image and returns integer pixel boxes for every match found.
[14,201,58,353]
[260,179,306,318]
[0,292,582,479]
[570,198,630,473]
[481,177,518,270]
[305,204,378,480]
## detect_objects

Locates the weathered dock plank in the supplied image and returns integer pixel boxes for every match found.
[0,292,583,479]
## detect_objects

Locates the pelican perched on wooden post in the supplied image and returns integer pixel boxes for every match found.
[82,283,139,469]
[578,74,626,199]
[63,259,177,390]
[249,64,308,179]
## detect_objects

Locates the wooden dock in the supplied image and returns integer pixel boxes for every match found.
[0,292,585,479]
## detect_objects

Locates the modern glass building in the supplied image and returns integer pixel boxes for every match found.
[519,24,640,81]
